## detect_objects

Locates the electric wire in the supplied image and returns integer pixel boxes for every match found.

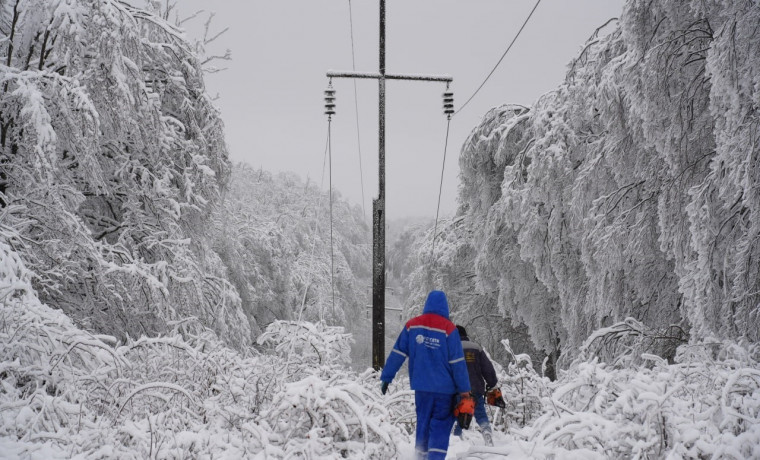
[298,131,331,323]
[454,0,542,117]
[328,117,336,316]
[431,0,542,263]
[348,0,367,221]
[431,116,452,264]
[328,1,540,300]
[292,129,331,366]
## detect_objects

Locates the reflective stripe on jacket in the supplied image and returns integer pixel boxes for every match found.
[381,291,471,395]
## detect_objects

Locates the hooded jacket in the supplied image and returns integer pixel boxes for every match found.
[380,291,471,394]
[459,331,498,395]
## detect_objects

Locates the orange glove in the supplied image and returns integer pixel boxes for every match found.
[453,394,475,430]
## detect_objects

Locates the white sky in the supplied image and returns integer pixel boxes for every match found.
[179,0,624,220]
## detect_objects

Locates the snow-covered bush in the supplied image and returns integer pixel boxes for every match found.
[257,320,353,374]
[0,237,406,458]
[264,370,406,458]
[578,317,688,367]
[519,334,760,458]
[254,321,409,457]
[493,340,550,430]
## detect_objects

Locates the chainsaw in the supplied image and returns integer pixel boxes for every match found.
[486,387,506,408]
[453,394,475,430]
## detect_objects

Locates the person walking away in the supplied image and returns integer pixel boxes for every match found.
[380,290,472,460]
[453,324,498,446]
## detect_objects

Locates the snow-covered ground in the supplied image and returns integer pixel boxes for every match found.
[3,236,758,459]
[449,432,599,460]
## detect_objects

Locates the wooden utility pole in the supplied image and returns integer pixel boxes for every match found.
[327,0,452,370]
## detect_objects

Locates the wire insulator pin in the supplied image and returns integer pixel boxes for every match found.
[325,84,336,116]
[443,91,454,116]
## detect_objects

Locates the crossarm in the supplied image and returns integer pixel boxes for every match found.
[327,70,452,83]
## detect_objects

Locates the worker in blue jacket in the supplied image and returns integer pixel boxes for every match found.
[380,290,471,460]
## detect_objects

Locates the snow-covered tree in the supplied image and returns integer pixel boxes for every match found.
[679,0,760,342]
[0,0,247,346]
[457,105,566,370]
[211,165,371,339]
[450,0,760,362]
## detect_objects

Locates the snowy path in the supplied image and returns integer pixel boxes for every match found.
[390,429,603,459]
[447,432,598,460]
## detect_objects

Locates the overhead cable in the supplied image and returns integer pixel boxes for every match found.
[431,117,452,263]
[454,0,542,117]
[348,0,367,221]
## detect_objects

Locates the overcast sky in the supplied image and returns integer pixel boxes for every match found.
[180,0,625,220]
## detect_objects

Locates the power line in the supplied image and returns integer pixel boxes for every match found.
[431,117,452,262]
[454,0,542,117]
[328,118,336,317]
[347,0,367,221]
[298,131,331,322]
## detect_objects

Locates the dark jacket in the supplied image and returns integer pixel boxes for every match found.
[460,334,498,395]
[380,291,471,394]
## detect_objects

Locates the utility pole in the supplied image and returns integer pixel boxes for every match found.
[327,0,452,370]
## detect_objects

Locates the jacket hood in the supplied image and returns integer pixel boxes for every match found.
[423,290,450,318]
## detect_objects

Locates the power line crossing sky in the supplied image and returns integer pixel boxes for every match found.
[181,0,625,219]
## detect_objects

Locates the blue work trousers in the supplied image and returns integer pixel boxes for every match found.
[414,390,456,460]
[452,393,490,436]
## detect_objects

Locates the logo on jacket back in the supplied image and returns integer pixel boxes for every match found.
[415,334,441,349]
